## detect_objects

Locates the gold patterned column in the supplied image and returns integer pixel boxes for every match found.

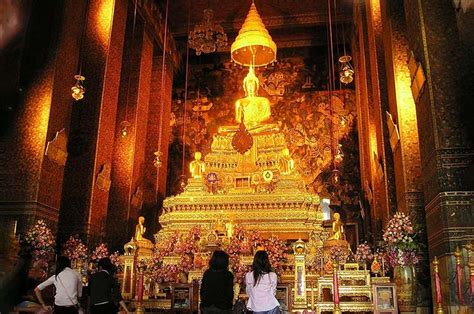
[292,239,307,309]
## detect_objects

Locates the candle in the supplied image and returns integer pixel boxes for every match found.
[433,256,443,313]
[381,257,385,276]
[137,268,144,304]
[454,247,464,305]
[333,263,340,305]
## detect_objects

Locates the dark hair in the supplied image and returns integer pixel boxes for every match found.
[252,250,272,286]
[98,257,116,275]
[55,256,71,278]
[209,250,229,271]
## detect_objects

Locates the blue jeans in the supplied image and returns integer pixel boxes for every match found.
[253,306,281,314]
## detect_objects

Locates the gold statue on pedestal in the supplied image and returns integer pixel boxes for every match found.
[235,65,271,127]
[323,212,350,261]
[132,216,153,257]
[327,213,345,241]
[279,148,295,175]
[189,152,205,178]
[134,216,147,242]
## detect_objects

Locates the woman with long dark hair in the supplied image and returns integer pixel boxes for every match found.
[245,250,280,314]
[200,250,234,313]
[88,257,130,313]
[34,256,83,314]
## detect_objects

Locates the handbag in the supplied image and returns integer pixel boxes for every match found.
[57,276,85,314]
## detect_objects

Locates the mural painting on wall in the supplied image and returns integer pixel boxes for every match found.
[168,52,361,216]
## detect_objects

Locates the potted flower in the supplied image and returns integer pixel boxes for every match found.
[382,211,419,313]
[62,235,88,270]
[23,220,55,279]
[354,242,373,270]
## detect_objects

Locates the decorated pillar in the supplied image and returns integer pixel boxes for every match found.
[122,241,137,300]
[0,0,87,233]
[378,0,431,309]
[353,0,397,242]
[106,10,154,247]
[58,0,128,244]
[403,0,474,310]
[142,55,174,234]
[292,239,307,309]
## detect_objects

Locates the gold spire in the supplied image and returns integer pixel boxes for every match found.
[231,2,277,67]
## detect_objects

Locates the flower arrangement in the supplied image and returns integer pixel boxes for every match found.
[264,235,287,272]
[62,235,88,260]
[24,220,55,260]
[382,211,419,267]
[91,243,109,262]
[109,251,122,271]
[328,246,350,264]
[355,242,373,263]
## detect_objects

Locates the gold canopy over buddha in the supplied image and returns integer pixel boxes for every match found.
[231,2,277,67]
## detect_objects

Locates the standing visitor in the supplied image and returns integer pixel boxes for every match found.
[246,251,280,314]
[200,250,234,313]
[88,257,130,314]
[34,256,83,314]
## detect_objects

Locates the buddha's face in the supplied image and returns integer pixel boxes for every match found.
[333,213,340,220]
[195,152,202,160]
[139,216,145,224]
[244,67,259,97]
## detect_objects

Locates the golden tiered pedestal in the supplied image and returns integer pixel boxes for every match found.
[157,124,323,241]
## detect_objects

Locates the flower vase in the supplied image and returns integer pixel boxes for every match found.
[393,265,417,313]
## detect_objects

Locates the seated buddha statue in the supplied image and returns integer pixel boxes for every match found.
[220,66,278,134]
[327,212,345,241]
[189,152,205,178]
[134,216,152,247]
[235,65,271,126]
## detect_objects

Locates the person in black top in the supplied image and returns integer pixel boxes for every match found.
[200,250,234,314]
[88,258,130,314]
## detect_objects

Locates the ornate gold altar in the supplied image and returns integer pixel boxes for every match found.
[148,3,376,312]
[157,1,323,242]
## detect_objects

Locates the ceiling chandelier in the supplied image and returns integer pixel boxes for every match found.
[189,8,227,55]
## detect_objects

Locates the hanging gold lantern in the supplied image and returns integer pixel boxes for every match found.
[338,55,354,84]
[120,121,131,138]
[230,2,277,67]
[71,75,85,100]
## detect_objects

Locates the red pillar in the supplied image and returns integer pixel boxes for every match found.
[58,0,128,244]
[106,13,154,247]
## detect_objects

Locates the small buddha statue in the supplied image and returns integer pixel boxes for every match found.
[234,65,271,127]
[189,152,205,178]
[134,216,147,242]
[327,212,345,241]
[279,148,295,175]
[225,221,234,238]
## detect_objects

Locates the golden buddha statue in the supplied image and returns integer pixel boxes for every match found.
[279,148,295,175]
[235,65,271,127]
[189,152,205,178]
[134,216,148,242]
[225,221,234,238]
[327,213,344,241]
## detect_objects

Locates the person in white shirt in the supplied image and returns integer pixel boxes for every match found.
[245,251,280,314]
[34,256,83,314]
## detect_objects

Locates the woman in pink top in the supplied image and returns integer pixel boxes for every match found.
[245,251,280,314]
